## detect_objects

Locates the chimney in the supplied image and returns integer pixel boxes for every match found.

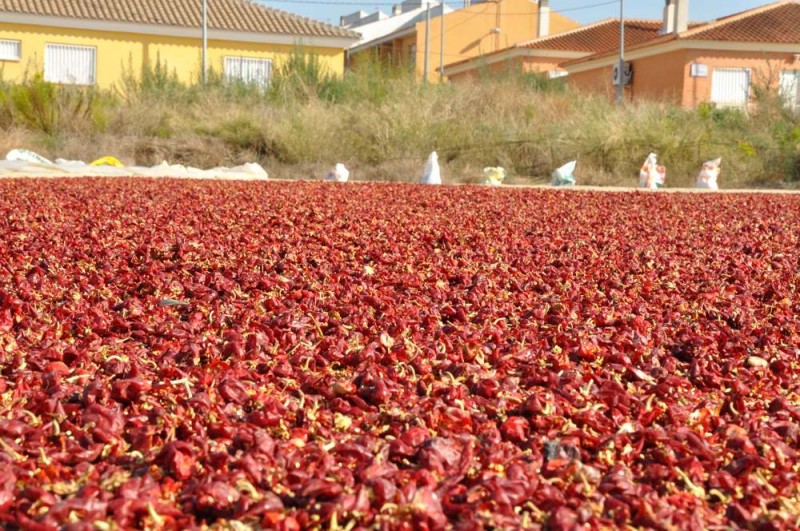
[662,0,676,34]
[663,0,688,34]
[538,0,550,38]
[675,0,689,33]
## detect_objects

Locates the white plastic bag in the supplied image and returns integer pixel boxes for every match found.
[696,158,721,190]
[325,163,350,183]
[552,160,577,186]
[483,167,506,186]
[639,153,666,189]
[421,151,441,185]
[6,149,53,165]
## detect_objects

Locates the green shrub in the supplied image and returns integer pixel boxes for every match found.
[2,56,800,186]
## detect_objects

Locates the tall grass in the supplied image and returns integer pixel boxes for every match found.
[1,56,798,186]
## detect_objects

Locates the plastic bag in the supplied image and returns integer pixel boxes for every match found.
[325,163,350,183]
[551,160,577,186]
[639,153,666,189]
[483,167,506,186]
[5,149,53,165]
[90,156,124,167]
[421,152,441,185]
[696,158,721,190]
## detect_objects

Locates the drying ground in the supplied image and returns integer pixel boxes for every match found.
[1,179,799,529]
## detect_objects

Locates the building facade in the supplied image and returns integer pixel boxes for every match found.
[0,0,358,89]
[563,0,800,109]
[344,0,579,81]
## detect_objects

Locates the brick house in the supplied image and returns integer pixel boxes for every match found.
[562,0,800,109]
[443,18,664,82]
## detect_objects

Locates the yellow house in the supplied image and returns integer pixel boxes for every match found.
[0,0,359,89]
[344,0,579,80]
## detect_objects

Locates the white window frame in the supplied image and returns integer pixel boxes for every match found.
[780,70,800,111]
[710,67,752,109]
[0,39,21,61]
[224,56,272,89]
[44,43,97,86]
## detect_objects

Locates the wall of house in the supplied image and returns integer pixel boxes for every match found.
[410,0,579,79]
[568,52,685,104]
[681,50,800,107]
[447,55,566,82]
[630,50,686,104]
[348,33,416,71]
[568,49,800,107]
[0,21,347,89]
[568,65,618,97]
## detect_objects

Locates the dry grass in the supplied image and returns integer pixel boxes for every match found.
[1,63,799,187]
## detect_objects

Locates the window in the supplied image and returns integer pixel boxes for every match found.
[780,70,800,110]
[0,39,21,61]
[224,56,272,88]
[548,70,568,79]
[44,44,96,85]
[710,68,751,108]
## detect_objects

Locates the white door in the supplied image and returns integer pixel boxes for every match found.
[44,44,96,85]
[711,68,751,108]
[780,70,800,110]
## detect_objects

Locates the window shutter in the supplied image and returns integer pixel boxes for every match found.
[44,44,96,85]
[780,70,800,110]
[0,40,21,61]
[710,68,751,108]
[223,56,272,88]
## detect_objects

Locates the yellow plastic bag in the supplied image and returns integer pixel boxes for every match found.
[90,156,124,167]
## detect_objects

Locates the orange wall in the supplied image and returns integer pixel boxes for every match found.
[681,50,799,107]
[569,65,618,97]
[447,54,566,82]
[410,0,578,79]
[630,50,686,104]
[569,48,800,107]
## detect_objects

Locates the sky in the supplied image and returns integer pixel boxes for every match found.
[257,0,770,28]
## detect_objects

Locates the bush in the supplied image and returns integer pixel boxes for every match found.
[0,74,110,136]
[2,56,800,186]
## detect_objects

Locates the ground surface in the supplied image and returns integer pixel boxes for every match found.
[1,179,799,530]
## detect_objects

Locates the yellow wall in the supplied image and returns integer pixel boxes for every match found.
[413,0,578,79]
[348,0,578,80]
[0,21,346,89]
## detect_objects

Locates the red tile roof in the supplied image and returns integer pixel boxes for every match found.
[0,0,357,39]
[520,19,663,54]
[683,0,800,43]
[443,19,665,72]
[564,1,800,68]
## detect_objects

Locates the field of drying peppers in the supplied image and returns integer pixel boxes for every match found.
[1,178,800,530]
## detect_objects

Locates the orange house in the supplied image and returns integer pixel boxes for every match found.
[345,0,579,80]
[562,0,800,109]
[443,19,664,82]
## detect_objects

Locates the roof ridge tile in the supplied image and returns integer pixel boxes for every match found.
[0,0,359,39]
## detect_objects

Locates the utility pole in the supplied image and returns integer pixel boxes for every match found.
[424,2,431,83]
[616,0,624,105]
[202,0,208,84]
[439,2,445,82]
